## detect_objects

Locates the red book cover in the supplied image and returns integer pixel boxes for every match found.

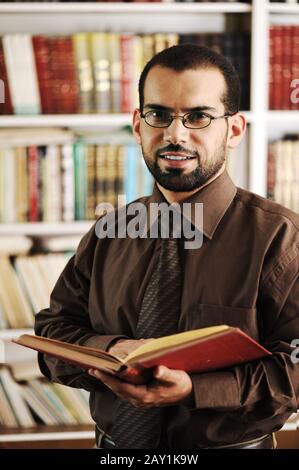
[282,26,292,110]
[49,36,79,114]
[135,328,271,375]
[271,26,284,110]
[120,34,134,113]
[291,26,299,111]
[0,37,13,115]
[28,145,40,222]
[269,26,275,110]
[32,35,54,114]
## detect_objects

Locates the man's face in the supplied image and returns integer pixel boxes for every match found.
[133,65,231,192]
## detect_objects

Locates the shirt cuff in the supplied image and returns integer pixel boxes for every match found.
[191,370,240,411]
[82,334,130,352]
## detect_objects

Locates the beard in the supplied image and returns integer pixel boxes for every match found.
[141,139,227,193]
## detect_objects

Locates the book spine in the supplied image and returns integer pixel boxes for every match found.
[0,37,13,115]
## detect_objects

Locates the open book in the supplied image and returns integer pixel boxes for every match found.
[13,325,271,384]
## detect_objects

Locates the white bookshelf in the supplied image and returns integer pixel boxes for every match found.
[0,430,94,443]
[0,221,93,237]
[0,0,298,447]
[0,2,252,14]
[0,329,33,341]
[268,3,299,15]
[0,114,132,128]
[267,110,299,121]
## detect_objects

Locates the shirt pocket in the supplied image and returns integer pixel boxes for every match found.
[183,304,259,342]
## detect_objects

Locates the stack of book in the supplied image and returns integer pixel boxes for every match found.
[0,252,73,329]
[267,135,299,213]
[0,365,93,429]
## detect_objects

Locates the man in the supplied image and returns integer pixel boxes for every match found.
[35,44,299,449]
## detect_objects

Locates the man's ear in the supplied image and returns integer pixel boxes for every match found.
[227,113,246,150]
[132,108,142,145]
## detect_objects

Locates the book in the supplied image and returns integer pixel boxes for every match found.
[13,325,271,385]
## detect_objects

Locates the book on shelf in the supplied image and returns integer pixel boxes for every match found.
[0,253,72,329]
[0,255,35,329]
[0,365,93,429]
[0,366,36,428]
[14,325,271,385]
[267,135,299,213]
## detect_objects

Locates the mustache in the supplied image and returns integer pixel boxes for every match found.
[155,144,199,158]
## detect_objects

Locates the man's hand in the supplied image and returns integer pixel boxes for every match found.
[88,365,194,408]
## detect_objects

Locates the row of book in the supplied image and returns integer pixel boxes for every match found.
[0,31,250,116]
[0,253,72,329]
[267,135,299,214]
[0,129,153,224]
[269,26,299,110]
[0,366,93,428]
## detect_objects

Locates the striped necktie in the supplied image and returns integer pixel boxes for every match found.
[111,218,182,448]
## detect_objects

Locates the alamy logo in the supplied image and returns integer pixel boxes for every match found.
[290,339,299,364]
[0,80,4,104]
[290,79,299,104]
[95,198,204,250]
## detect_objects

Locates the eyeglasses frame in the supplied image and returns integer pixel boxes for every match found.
[140,110,237,130]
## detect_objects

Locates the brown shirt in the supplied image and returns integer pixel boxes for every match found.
[35,170,299,448]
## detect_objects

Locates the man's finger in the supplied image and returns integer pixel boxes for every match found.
[90,369,148,399]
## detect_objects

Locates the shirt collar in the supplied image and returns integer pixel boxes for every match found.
[146,170,236,240]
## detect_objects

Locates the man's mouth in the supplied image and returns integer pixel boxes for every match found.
[159,152,197,161]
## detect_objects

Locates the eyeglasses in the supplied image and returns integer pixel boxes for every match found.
[140,110,236,130]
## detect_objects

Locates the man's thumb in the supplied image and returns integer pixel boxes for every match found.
[154,365,172,381]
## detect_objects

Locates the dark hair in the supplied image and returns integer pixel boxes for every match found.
[138,43,240,114]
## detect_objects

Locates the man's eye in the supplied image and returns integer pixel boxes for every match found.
[187,112,207,123]
[151,111,169,120]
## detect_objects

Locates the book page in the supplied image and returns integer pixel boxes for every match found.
[125,325,230,363]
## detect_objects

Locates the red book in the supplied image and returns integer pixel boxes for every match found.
[28,145,40,222]
[120,34,135,113]
[49,36,79,114]
[32,35,54,114]
[291,26,299,111]
[13,325,271,385]
[271,26,284,110]
[0,37,13,115]
[282,26,292,110]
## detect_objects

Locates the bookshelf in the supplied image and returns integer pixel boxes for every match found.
[268,3,299,14]
[0,222,93,237]
[0,2,252,14]
[0,329,33,342]
[0,114,132,128]
[0,0,298,449]
[0,425,95,449]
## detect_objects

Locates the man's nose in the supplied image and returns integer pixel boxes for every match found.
[163,117,190,145]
